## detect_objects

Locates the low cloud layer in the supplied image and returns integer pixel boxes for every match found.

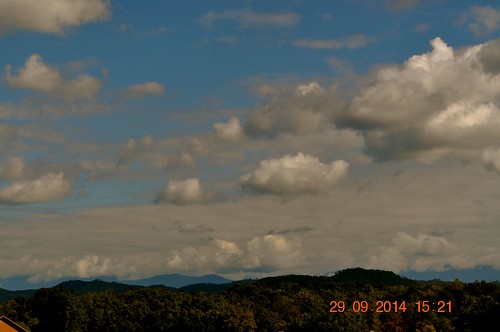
[241,153,349,196]
[368,232,472,272]
[0,0,110,35]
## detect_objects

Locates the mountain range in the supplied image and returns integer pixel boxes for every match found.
[0,273,232,291]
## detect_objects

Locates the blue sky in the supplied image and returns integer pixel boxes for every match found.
[1,0,500,283]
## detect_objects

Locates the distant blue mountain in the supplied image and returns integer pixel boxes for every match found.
[400,265,500,282]
[0,274,232,291]
[121,274,233,288]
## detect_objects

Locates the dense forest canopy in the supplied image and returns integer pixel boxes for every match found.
[1,268,499,331]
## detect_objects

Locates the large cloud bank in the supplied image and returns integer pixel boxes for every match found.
[340,37,500,161]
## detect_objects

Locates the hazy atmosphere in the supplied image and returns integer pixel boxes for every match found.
[1,0,500,285]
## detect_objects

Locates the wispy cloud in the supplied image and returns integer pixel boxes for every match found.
[199,8,300,29]
[460,5,500,36]
[291,34,372,49]
[126,82,165,99]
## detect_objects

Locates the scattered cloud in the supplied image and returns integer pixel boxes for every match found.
[5,54,102,100]
[339,37,500,161]
[157,178,212,205]
[482,148,500,173]
[214,117,244,141]
[244,81,342,137]
[0,172,71,204]
[241,152,349,196]
[199,8,301,29]
[292,34,371,49]
[461,5,500,36]
[0,0,110,35]
[126,82,165,98]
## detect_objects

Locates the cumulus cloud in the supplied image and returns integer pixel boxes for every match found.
[292,34,371,49]
[126,82,165,98]
[243,234,302,271]
[340,37,500,161]
[461,5,500,36]
[157,178,211,205]
[244,81,342,137]
[5,54,102,100]
[0,172,71,204]
[214,116,244,141]
[199,8,300,29]
[368,232,472,272]
[241,153,349,196]
[0,0,110,35]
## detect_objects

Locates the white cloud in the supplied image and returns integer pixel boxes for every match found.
[200,8,300,29]
[5,54,102,100]
[482,148,500,173]
[126,82,165,98]
[158,178,211,205]
[244,234,302,270]
[341,37,500,161]
[0,156,25,180]
[461,5,500,36]
[0,0,110,35]
[296,82,325,96]
[292,34,371,49]
[214,117,244,141]
[241,152,349,196]
[0,172,71,204]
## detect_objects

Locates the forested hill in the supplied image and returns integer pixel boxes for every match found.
[1,268,499,331]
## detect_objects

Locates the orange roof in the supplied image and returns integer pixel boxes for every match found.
[0,316,28,332]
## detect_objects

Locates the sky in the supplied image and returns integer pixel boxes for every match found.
[1,0,500,284]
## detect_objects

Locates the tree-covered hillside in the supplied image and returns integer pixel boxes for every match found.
[1,268,499,331]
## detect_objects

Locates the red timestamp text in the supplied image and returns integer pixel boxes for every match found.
[329,300,452,313]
